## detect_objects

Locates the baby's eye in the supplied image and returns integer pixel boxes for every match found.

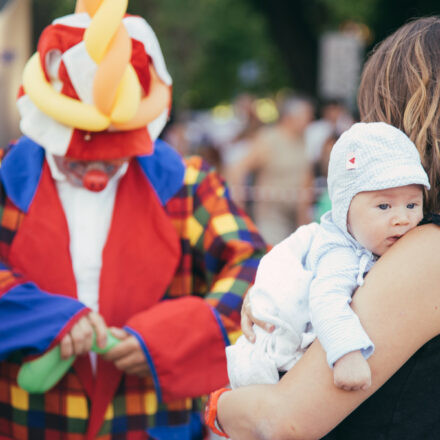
[378,203,390,210]
[407,203,416,209]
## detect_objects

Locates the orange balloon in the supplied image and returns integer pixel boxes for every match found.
[75,0,102,17]
[93,25,131,115]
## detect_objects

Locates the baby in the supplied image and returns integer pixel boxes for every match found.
[227,122,430,391]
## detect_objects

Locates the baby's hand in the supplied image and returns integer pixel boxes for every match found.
[333,350,371,391]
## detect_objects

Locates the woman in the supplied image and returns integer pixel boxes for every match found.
[213,17,440,439]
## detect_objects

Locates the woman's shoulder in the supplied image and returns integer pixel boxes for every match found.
[386,217,440,258]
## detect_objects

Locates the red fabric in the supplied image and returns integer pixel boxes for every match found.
[17,85,24,99]
[58,61,80,100]
[99,160,181,326]
[9,162,78,299]
[38,24,86,86]
[127,296,229,403]
[87,161,181,438]
[8,160,182,437]
[65,127,153,160]
[131,39,152,95]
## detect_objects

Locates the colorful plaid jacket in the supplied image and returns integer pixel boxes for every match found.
[0,137,267,440]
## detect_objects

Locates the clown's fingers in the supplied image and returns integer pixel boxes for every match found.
[87,312,108,349]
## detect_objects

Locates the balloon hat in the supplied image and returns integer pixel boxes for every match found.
[18,0,172,160]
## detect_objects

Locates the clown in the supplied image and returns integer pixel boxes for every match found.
[0,1,267,439]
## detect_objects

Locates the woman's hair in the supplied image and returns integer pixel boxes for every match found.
[358,17,440,212]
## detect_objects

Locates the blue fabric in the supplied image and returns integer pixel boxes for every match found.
[147,412,203,440]
[210,307,230,347]
[0,136,45,213]
[124,326,163,403]
[137,139,185,206]
[0,282,86,360]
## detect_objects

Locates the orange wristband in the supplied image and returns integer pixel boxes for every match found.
[204,387,231,438]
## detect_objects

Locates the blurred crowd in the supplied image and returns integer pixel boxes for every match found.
[162,93,354,246]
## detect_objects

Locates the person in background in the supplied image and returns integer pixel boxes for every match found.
[0,2,267,439]
[305,98,354,165]
[229,96,314,245]
[161,117,192,157]
[196,141,223,173]
[299,131,339,223]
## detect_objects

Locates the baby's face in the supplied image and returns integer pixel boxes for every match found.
[347,184,424,256]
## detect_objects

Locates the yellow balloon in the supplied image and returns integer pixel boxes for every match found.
[23,53,111,131]
[84,0,128,63]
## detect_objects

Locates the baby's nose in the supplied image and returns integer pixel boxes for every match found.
[391,208,410,225]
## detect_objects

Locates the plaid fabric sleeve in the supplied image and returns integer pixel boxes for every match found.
[187,158,267,338]
[126,157,268,403]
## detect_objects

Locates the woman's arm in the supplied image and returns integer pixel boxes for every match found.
[218,224,440,440]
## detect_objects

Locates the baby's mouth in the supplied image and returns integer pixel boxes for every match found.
[387,235,403,243]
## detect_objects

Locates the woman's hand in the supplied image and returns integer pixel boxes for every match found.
[60,311,108,359]
[241,293,274,343]
[102,327,149,377]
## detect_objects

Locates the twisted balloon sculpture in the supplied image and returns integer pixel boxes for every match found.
[22,0,170,132]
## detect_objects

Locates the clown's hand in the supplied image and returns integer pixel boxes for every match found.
[102,327,149,377]
[60,311,108,359]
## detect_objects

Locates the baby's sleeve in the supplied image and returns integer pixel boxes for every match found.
[309,246,374,367]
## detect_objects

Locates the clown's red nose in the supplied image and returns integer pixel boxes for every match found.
[82,169,109,192]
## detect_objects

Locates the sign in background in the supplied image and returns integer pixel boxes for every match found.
[0,0,31,148]
[318,31,364,110]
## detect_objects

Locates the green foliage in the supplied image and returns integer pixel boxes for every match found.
[317,0,379,26]
[32,0,74,45]
[129,0,289,110]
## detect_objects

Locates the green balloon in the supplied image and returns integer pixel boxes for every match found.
[17,331,120,394]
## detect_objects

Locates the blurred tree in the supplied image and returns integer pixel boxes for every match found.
[32,0,74,45]
[366,0,440,43]
[318,0,440,45]
[243,0,440,99]
[243,0,328,97]
[129,0,290,110]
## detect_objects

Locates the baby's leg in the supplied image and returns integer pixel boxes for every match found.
[226,327,279,389]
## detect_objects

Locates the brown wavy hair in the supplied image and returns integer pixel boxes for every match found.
[358,17,440,213]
